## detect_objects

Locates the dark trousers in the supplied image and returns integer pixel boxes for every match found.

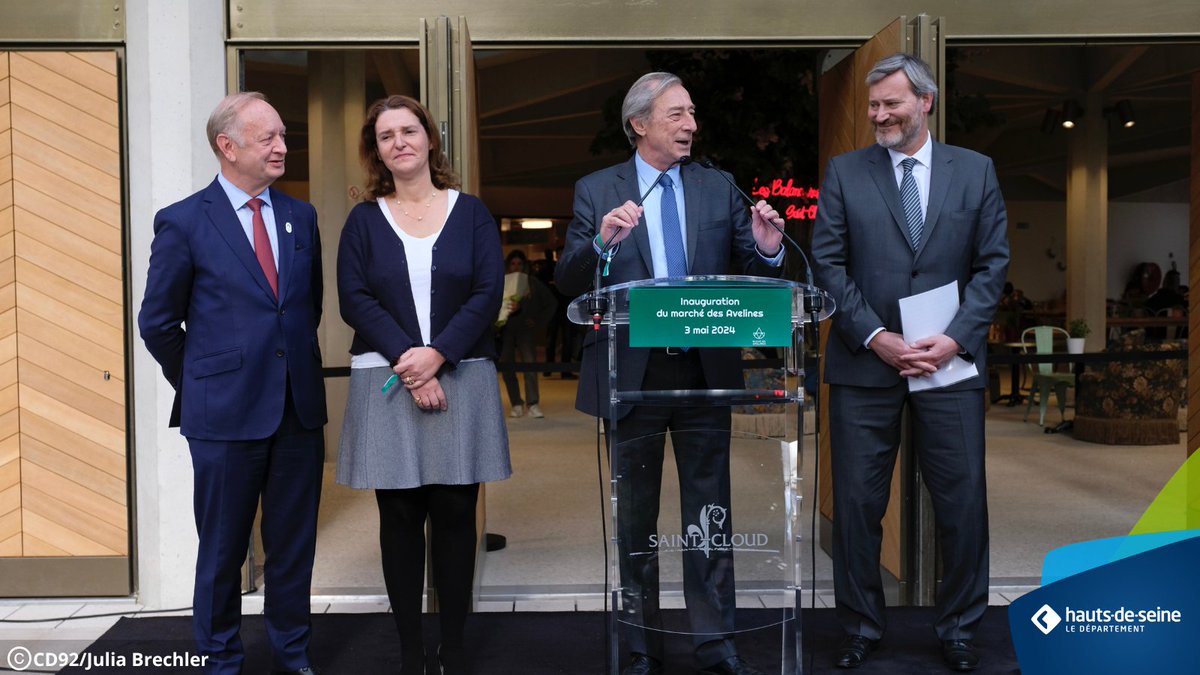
[376,484,480,664]
[828,383,990,642]
[187,396,325,674]
[611,350,738,668]
[500,324,539,406]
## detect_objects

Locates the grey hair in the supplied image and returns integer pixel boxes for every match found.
[206,91,269,156]
[621,72,683,147]
[866,54,938,115]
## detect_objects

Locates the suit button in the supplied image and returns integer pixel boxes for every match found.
[431,265,437,271]
[912,271,919,278]
[430,288,436,295]
[276,350,285,357]
[279,308,286,315]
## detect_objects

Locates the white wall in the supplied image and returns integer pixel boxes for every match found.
[127,0,226,610]
[1005,200,1188,305]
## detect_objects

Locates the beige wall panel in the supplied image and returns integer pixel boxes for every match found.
[15,211,121,276]
[0,308,12,339]
[0,333,13,364]
[0,507,19,553]
[17,357,124,428]
[0,52,8,79]
[13,184,119,252]
[21,492,123,556]
[17,310,122,382]
[71,52,116,76]
[7,80,116,150]
[15,233,120,301]
[0,381,16,413]
[22,531,70,557]
[20,435,124,506]
[21,461,125,530]
[19,386,122,453]
[10,105,119,177]
[0,433,16,464]
[0,408,15,440]
[0,259,13,287]
[20,53,117,101]
[0,360,14,394]
[15,259,122,327]
[9,54,118,124]
[12,135,121,206]
[0,483,18,517]
[0,282,12,313]
[0,456,17,489]
[0,535,19,556]
[20,335,125,402]
[15,285,123,352]
[22,411,123,479]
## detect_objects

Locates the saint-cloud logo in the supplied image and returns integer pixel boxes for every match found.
[644,504,775,558]
[1032,604,1063,635]
[685,504,728,558]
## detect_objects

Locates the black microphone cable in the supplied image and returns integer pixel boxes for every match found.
[696,157,828,672]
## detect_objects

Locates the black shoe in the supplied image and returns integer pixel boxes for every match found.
[834,635,877,668]
[698,655,765,675]
[437,647,467,675]
[941,640,979,672]
[622,653,664,675]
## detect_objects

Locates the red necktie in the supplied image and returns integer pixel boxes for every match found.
[246,198,278,297]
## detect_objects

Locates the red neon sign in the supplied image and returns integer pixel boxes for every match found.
[751,178,819,220]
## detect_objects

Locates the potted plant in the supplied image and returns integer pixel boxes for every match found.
[1067,319,1090,354]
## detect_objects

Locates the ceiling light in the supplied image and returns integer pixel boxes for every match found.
[521,219,553,229]
[1061,100,1084,129]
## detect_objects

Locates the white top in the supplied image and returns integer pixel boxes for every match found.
[350,190,460,369]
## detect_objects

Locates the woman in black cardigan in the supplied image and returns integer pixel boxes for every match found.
[336,94,510,675]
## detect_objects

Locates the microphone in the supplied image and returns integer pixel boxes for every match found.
[695,158,822,314]
[588,154,694,328]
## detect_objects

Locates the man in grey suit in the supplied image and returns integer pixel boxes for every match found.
[811,54,1009,672]
[556,72,784,675]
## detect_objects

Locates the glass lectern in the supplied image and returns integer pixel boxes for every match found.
[568,275,835,675]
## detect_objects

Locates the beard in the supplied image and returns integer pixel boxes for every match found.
[874,114,922,151]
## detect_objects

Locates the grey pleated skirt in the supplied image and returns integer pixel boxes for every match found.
[336,359,512,489]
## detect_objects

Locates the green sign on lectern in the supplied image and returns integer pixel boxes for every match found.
[628,286,792,348]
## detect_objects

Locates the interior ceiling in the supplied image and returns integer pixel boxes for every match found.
[471,44,1197,204]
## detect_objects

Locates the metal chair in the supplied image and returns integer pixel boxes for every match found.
[1021,326,1074,426]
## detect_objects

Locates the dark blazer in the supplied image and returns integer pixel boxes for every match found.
[337,195,504,364]
[811,141,1009,389]
[139,177,327,440]
[556,156,784,417]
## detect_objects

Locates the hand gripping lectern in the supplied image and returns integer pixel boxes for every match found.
[568,275,835,675]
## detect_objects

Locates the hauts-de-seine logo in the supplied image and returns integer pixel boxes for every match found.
[1032,604,1063,635]
[645,504,776,558]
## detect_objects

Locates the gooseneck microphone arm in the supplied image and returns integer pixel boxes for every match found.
[695,158,823,315]
[588,155,694,328]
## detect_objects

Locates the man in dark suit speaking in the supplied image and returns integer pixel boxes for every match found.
[139,92,326,675]
[811,54,1009,672]
[556,72,784,675]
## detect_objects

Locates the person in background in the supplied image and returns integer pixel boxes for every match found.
[336,94,511,675]
[498,249,556,417]
[139,92,327,675]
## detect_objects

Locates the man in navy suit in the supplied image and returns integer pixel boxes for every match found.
[812,54,1009,672]
[556,72,784,675]
[139,92,326,675]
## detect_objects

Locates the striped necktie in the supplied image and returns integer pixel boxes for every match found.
[900,157,923,249]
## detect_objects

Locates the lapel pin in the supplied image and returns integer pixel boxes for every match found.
[285,222,293,234]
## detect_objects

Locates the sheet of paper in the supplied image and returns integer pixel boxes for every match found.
[897,280,979,392]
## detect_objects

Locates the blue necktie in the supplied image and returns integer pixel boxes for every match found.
[659,174,687,277]
[900,157,923,249]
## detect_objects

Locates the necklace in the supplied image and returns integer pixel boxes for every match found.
[396,190,438,221]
